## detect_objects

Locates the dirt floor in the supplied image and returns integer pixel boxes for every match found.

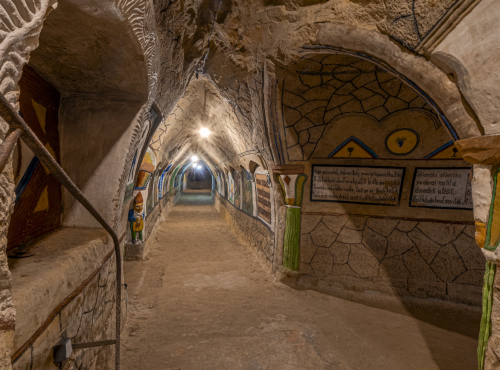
[121,190,481,370]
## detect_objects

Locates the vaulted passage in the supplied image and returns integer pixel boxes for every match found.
[122,191,478,370]
[2,1,500,369]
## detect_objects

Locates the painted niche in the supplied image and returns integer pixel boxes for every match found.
[135,148,156,190]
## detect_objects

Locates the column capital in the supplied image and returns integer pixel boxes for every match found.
[275,173,307,207]
[271,164,305,175]
[456,135,500,165]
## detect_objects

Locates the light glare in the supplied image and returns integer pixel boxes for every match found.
[197,165,202,169]
[191,155,199,162]
[199,128,211,138]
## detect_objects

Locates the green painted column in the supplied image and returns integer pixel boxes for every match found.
[478,167,500,369]
[274,168,307,272]
[283,207,301,270]
[478,261,496,370]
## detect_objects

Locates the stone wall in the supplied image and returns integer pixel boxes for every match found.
[12,249,125,370]
[214,193,274,270]
[299,214,484,305]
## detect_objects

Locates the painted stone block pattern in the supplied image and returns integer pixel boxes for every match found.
[12,257,126,370]
[300,214,483,305]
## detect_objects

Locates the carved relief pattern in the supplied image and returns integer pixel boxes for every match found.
[281,54,440,161]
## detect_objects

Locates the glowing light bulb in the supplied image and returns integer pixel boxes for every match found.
[199,128,211,138]
[191,155,198,162]
[197,165,202,169]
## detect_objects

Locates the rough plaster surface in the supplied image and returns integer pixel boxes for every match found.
[28,0,149,100]
[121,191,480,370]
[432,0,500,135]
[59,96,145,228]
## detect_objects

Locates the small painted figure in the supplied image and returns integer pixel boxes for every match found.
[128,192,145,243]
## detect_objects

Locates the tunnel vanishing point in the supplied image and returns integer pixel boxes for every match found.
[0,0,499,369]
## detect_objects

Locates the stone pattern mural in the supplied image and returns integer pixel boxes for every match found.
[300,214,484,305]
[12,257,124,370]
[215,193,274,268]
[281,54,438,161]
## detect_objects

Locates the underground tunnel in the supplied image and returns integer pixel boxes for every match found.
[0,0,499,369]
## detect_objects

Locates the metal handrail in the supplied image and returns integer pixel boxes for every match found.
[0,93,122,369]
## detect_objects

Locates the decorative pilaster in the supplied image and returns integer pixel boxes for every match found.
[456,137,500,370]
[273,165,307,271]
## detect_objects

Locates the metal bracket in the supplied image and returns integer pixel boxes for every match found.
[53,338,116,363]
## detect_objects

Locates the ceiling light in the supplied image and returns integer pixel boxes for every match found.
[197,165,202,169]
[199,128,211,137]
[191,155,199,162]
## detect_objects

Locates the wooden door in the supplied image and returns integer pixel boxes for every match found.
[7,66,62,250]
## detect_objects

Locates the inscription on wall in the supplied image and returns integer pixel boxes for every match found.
[410,167,473,209]
[311,165,405,206]
[256,174,271,223]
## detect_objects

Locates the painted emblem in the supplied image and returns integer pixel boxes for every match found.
[424,141,462,159]
[328,137,377,158]
[385,129,419,156]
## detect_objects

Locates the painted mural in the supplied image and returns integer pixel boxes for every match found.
[228,172,235,203]
[278,54,459,162]
[242,168,253,215]
[233,170,241,208]
[146,172,155,215]
[135,149,156,190]
[255,174,271,224]
[8,66,62,251]
[158,170,166,199]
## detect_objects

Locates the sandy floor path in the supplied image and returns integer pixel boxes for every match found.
[121,190,479,370]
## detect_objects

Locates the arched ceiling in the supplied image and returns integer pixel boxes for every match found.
[150,77,268,171]
[147,0,478,173]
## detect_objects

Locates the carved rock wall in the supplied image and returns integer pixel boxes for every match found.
[0,1,58,369]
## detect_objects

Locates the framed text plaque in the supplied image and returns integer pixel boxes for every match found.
[311,165,405,206]
[409,167,473,210]
[255,174,271,223]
